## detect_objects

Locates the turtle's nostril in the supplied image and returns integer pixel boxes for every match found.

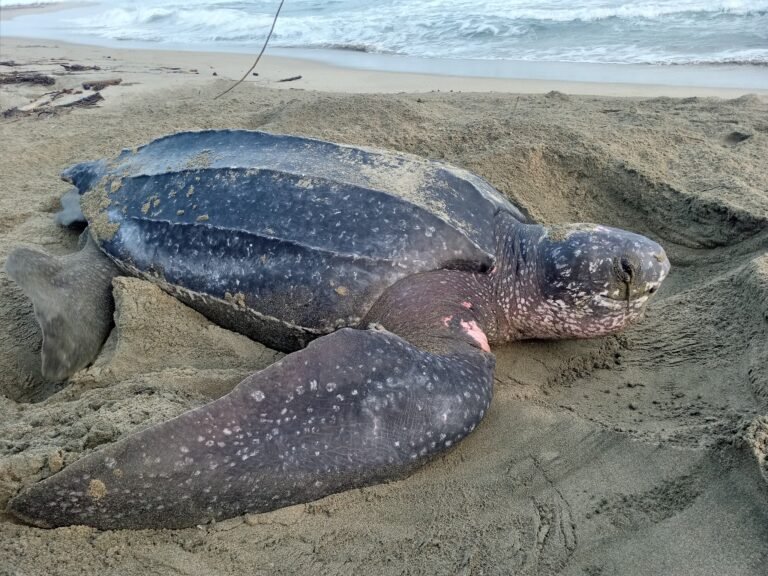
[648,285,658,294]
[620,257,635,278]
[613,256,636,284]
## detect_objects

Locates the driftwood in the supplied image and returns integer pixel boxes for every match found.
[61,63,102,71]
[3,90,104,119]
[0,72,55,86]
[2,107,26,119]
[59,92,104,108]
[277,75,302,83]
[82,78,122,90]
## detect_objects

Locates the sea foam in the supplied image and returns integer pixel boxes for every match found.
[3,0,768,65]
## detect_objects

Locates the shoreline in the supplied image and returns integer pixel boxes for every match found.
[272,47,768,91]
[1,2,766,95]
[2,36,766,99]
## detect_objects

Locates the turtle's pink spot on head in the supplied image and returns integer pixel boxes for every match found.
[441,315,452,328]
[459,320,490,352]
[461,301,473,309]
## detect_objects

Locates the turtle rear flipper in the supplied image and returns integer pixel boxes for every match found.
[4,233,118,381]
[54,188,87,228]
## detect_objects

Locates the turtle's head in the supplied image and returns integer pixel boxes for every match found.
[505,223,670,339]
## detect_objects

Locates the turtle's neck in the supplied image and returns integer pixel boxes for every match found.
[360,212,548,352]
[481,212,546,344]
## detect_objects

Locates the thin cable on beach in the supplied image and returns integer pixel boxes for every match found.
[214,0,285,100]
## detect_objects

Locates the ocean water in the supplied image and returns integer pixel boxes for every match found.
[2,0,767,66]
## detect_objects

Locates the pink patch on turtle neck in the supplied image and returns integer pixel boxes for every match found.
[461,301,473,309]
[460,320,490,352]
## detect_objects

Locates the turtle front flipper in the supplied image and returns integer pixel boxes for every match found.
[7,325,495,530]
[4,232,119,382]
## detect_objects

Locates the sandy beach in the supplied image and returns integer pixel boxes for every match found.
[0,33,767,576]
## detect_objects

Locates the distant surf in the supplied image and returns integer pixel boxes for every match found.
[2,0,767,66]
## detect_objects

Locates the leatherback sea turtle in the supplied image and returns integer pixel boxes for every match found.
[5,130,669,530]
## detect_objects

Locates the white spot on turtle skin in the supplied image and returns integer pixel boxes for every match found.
[251,390,265,402]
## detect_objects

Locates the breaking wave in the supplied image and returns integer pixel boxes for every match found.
[3,0,768,65]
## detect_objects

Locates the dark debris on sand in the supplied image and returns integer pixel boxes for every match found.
[0,72,55,86]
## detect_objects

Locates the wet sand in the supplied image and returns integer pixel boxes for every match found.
[1,36,767,576]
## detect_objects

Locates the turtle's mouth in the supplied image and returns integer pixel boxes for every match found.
[599,281,661,309]
[596,294,645,311]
